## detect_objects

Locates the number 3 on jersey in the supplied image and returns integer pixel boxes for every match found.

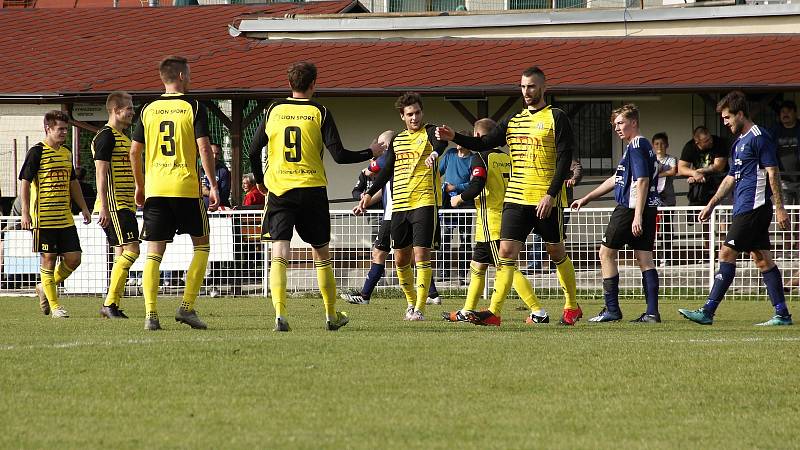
[284,126,302,162]
[160,120,176,156]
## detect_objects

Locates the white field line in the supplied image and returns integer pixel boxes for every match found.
[0,335,273,351]
[1,335,799,351]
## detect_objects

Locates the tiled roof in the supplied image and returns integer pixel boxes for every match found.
[33,0,175,8]
[0,5,798,99]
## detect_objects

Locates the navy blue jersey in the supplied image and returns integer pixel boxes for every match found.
[729,125,779,216]
[614,136,660,208]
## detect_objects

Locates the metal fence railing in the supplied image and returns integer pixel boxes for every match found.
[1,206,799,301]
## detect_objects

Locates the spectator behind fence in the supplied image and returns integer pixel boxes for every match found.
[241,173,265,207]
[771,100,800,205]
[653,132,677,207]
[202,142,231,209]
[72,167,96,215]
[653,132,678,266]
[678,126,729,206]
[438,132,473,283]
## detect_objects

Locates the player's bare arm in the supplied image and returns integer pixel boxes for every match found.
[94,160,111,228]
[197,136,219,211]
[130,140,145,208]
[70,179,91,224]
[766,166,790,230]
[19,179,32,230]
[632,177,649,237]
[699,175,735,222]
[571,175,615,211]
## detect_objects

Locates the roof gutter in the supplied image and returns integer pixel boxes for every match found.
[233,3,800,36]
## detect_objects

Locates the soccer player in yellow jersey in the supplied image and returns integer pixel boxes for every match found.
[92,91,138,319]
[248,61,381,332]
[360,92,448,321]
[130,55,219,331]
[442,118,548,324]
[437,66,582,326]
[18,110,91,318]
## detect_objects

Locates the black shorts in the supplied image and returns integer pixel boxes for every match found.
[724,204,773,252]
[261,187,330,249]
[33,226,81,254]
[141,197,208,242]
[472,240,500,266]
[374,219,392,252]
[500,202,565,244]
[391,206,440,250]
[602,205,658,251]
[100,208,140,247]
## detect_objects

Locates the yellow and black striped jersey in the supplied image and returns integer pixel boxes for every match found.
[452,105,574,207]
[248,98,373,197]
[92,124,134,212]
[459,149,510,242]
[366,124,447,212]
[132,93,209,199]
[18,142,76,229]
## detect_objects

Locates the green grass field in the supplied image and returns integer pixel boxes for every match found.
[1,295,799,449]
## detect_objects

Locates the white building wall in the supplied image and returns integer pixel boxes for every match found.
[316,96,501,202]
[0,105,54,198]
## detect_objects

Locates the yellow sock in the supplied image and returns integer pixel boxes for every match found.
[53,261,75,284]
[181,244,210,311]
[414,261,432,312]
[512,269,542,311]
[488,257,516,316]
[556,256,577,309]
[463,263,487,311]
[143,253,162,316]
[40,268,59,310]
[396,264,417,307]
[105,250,138,307]
[315,259,337,320]
[270,257,288,318]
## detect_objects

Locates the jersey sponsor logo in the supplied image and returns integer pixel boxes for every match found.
[151,108,188,115]
[727,240,735,246]
[43,168,70,183]
[395,151,418,161]
[614,164,625,185]
[492,161,511,169]
[277,168,318,176]
[276,114,316,121]
[153,161,189,169]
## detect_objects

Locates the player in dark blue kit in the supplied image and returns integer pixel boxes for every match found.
[679,91,792,326]
[571,104,661,323]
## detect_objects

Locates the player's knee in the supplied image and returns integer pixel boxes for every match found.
[126,242,141,256]
[40,253,58,266]
[498,242,519,259]
[718,245,738,262]
[64,253,81,269]
[372,248,388,263]
[634,251,655,270]
[598,246,615,263]
[545,243,565,260]
[751,250,773,270]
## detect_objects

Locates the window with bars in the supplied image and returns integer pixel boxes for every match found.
[554,101,613,176]
[387,0,464,11]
